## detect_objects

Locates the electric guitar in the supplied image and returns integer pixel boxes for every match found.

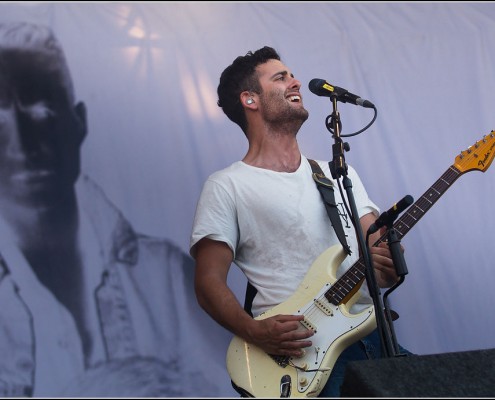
[226,131,495,398]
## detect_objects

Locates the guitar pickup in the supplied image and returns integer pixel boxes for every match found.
[299,318,316,333]
[314,298,334,316]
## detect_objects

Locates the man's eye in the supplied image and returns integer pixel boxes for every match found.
[24,102,56,121]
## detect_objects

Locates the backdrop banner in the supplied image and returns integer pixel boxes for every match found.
[0,2,494,397]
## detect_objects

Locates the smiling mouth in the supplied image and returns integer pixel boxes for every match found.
[11,169,56,184]
[288,95,301,103]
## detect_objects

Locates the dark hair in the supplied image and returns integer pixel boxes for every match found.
[0,21,75,103]
[217,46,280,134]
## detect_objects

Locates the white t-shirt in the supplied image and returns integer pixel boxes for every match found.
[190,156,379,317]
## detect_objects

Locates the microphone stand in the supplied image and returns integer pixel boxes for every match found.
[327,95,396,358]
[381,222,409,355]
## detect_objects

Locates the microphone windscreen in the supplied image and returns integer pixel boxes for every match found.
[308,78,326,95]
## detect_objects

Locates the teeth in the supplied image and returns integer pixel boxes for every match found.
[289,95,301,102]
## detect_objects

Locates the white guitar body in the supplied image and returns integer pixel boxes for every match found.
[227,244,376,398]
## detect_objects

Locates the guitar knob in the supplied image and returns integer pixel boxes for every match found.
[299,377,308,386]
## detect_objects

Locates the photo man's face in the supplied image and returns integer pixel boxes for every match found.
[0,49,86,209]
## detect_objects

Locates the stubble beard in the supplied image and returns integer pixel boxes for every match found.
[261,92,309,136]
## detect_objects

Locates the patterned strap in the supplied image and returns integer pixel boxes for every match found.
[308,159,351,256]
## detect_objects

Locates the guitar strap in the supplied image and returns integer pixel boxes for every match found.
[242,159,351,318]
[308,159,351,256]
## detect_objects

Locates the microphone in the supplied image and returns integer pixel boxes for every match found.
[368,195,414,234]
[308,78,375,109]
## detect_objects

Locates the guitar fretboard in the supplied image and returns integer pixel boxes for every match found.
[325,165,462,305]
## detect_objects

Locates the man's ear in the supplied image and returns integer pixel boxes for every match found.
[74,101,88,143]
[241,92,255,107]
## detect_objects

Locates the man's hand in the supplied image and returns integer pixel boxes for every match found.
[369,241,402,288]
[247,314,314,357]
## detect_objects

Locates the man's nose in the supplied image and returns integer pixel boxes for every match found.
[289,76,301,90]
[10,105,48,155]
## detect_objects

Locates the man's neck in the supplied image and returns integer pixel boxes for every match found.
[243,131,301,172]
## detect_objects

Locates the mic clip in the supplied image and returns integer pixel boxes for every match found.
[368,195,414,235]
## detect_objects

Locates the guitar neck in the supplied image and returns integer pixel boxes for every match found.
[375,165,462,245]
[325,164,463,305]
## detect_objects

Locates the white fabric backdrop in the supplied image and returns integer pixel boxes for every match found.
[1,1,495,396]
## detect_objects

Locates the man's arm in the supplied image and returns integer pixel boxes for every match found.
[194,237,314,357]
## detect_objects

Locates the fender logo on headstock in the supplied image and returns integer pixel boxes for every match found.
[478,140,495,169]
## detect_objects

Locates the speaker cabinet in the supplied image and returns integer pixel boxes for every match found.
[341,348,495,397]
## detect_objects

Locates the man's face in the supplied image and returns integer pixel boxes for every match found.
[0,49,86,210]
[256,59,309,129]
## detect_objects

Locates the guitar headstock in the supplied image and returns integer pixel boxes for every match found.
[454,131,495,173]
